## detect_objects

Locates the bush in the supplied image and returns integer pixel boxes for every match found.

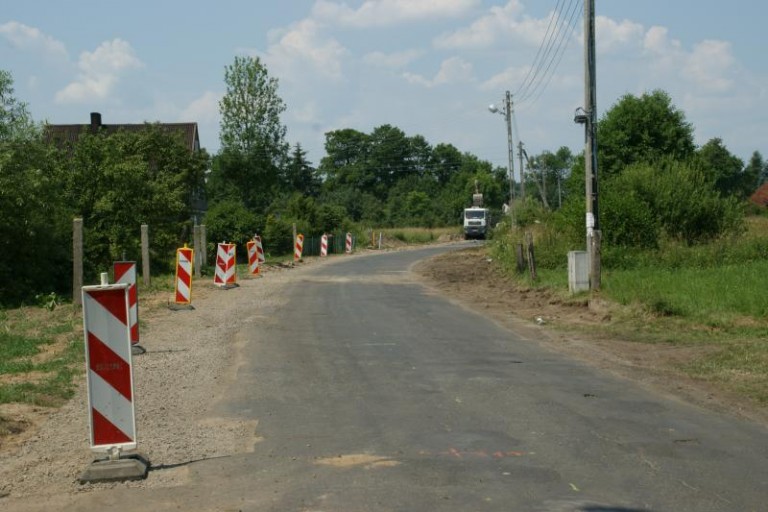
[263,214,294,256]
[203,199,260,263]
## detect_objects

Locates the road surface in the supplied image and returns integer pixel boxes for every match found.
[10,244,768,511]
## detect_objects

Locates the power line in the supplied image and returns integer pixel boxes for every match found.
[515,0,583,107]
[513,0,566,99]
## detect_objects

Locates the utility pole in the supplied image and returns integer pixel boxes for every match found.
[517,141,524,203]
[584,0,601,290]
[504,90,516,208]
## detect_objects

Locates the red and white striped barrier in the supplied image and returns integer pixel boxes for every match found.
[174,245,194,305]
[82,283,137,451]
[246,240,260,276]
[320,234,328,257]
[294,234,304,262]
[113,261,139,345]
[214,242,237,287]
[255,235,265,265]
[345,232,353,254]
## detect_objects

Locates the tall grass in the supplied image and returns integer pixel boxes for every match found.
[379,226,461,245]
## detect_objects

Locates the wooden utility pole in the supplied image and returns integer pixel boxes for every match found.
[518,141,525,202]
[584,0,601,290]
[504,91,516,206]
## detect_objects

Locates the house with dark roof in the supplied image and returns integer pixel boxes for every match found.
[44,112,207,223]
[45,112,201,152]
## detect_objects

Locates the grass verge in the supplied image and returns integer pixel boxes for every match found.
[490,218,768,405]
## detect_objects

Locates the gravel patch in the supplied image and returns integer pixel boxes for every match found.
[0,257,335,499]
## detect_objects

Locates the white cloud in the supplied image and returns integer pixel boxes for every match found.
[260,19,348,82]
[0,21,68,59]
[312,0,480,28]
[683,40,735,93]
[404,56,475,88]
[180,91,220,124]
[642,26,734,94]
[434,0,525,49]
[55,39,143,104]
[595,16,644,54]
[364,49,424,69]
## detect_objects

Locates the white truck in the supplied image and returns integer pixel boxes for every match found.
[463,191,490,240]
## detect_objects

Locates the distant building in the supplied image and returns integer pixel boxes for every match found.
[44,112,207,223]
[749,182,768,208]
[45,112,201,152]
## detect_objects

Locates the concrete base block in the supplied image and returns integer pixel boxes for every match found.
[131,345,146,356]
[79,454,149,483]
[168,303,195,311]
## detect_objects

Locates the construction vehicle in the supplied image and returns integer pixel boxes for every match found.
[463,181,490,240]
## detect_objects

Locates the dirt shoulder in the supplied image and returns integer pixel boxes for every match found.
[412,245,768,428]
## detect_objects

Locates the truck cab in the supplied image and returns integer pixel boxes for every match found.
[463,207,489,240]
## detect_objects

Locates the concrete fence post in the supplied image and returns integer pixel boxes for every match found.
[141,224,150,286]
[73,218,83,307]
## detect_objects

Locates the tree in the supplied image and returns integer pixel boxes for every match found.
[219,56,287,158]
[744,151,765,190]
[597,90,695,177]
[63,126,209,274]
[695,138,747,198]
[0,70,35,142]
[212,56,288,212]
[285,144,319,197]
[0,70,69,304]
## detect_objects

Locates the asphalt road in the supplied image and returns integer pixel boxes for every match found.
[26,244,768,511]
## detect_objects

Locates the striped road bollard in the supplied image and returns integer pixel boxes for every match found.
[246,239,261,277]
[79,279,148,482]
[255,235,266,266]
[171,245,194,310]
[113,261,140,351]
[214,242,237,288]
[320,234,328,257]
[345,232,353,254]
[294,234,304,262]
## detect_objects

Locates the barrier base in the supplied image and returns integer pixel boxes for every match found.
[131,344,146,356]
[79,453,149,483]
[168,303,195,311]
[215,283,239,290]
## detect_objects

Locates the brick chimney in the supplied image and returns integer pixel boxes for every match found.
[90,112,102,133]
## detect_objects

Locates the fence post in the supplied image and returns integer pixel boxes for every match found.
[200,224,207,267]
[73,218,83,307]
[141,224,150,286]
[193,225,202,278]
[525,231,537,281]
[515,243,525,273]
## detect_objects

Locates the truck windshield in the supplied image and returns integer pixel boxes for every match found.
[465,210,485,220]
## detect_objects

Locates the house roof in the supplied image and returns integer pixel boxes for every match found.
[749,182,768,207]
[44,112,200,152]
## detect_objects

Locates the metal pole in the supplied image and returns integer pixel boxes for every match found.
[584,0,601,290]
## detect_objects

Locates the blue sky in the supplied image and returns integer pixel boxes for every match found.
[2,1,766,180]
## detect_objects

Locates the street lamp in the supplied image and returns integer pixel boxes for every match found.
[488,91,516,214]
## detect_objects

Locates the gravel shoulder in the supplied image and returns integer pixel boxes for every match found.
[0,257,336,501]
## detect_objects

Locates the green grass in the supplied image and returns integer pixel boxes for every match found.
[380,226,461,245]
[603,261,768,324]
[0,306,82,407]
